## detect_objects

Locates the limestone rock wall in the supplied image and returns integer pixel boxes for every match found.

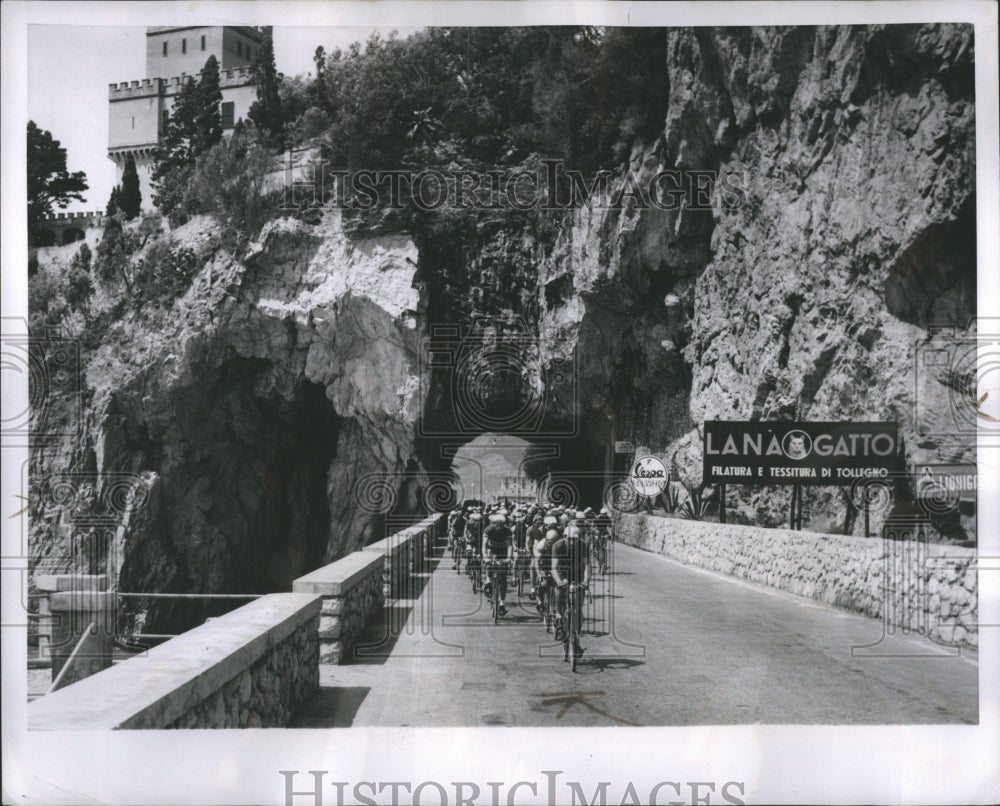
[533,24,975,534]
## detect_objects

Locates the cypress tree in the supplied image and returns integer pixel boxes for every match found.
[193,55,223,154]
[106,185,121,216]
[248,28,283,146]
[119,153,142,219]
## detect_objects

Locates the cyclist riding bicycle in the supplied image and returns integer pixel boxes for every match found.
[596,507,612,542]
[551,520,592,657]
[482,513,514,616]
[450,509,467,570]
[525,514,545,599]
[465,512,483,590]
[532,517,560,618]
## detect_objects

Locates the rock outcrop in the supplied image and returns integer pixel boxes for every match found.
[30,23,978,633]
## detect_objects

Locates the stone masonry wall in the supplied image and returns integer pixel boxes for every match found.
[365,515,442,600]
[616,514,978,648]
[167,621,318,728]
[317,563,384,664]
[28,593,321,730]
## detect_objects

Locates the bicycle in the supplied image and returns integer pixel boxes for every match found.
[513,554,530,599]
[485,559,511,623]
[536,573,558,633]
[466,550,482,593]
[450,533,465,572]
[557,581,588,670]
[591,531,608,575]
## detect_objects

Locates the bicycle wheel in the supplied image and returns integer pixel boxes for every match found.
[561,594,571,663]
[570,588,579,671]
[493,579,501,623]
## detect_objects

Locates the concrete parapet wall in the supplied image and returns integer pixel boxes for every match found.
[615,514,978,648]
[28,593,320,729]
[293,552,384,664]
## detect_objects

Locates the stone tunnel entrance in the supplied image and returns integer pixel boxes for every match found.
[415,314,643,514]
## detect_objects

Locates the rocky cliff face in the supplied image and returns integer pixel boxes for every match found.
[30,23,977,632]
[534,23,975,534]
[32,211,431,631]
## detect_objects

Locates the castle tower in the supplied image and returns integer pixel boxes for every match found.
[108,26,265,212]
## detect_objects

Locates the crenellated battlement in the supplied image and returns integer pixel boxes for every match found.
[109,77,165,99]
[40,211,106,226]
[109,65,254,101]
[107,27,265,212]
[219,67,253,87]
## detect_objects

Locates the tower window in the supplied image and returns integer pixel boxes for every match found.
[221,101,234,129]
[131,117,135,129]
[201,35,206,51]
[182,38,187,54]
[162,109,169,130]
[162,41,168,56]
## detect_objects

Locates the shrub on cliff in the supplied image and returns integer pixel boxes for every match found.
[28,266,69,333]
[132,237,201,305]
[94,216,139,292]
[186,127,277,243]
[64,243,95,316]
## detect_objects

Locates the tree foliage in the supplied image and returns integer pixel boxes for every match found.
[308,27,669,176]
[65,243,95,315]
[119,153,142,220]
[132,237,201,304]
[152,56,223,222]
[186,127,276,240]
[248,28,283,146]
[193,55,223,154]
[106,185,121,216]
[94,217,138,292]
[27,121,89,242]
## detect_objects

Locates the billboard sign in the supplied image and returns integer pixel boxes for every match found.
[914,464,977,503]
[703,421,900,486]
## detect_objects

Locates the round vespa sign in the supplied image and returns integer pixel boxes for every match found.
[629,456,668,496]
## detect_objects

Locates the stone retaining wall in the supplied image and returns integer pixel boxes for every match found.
[364,514,442,600]
[293,551,385,664]
[28,594,321,729]
[616,514,978,648]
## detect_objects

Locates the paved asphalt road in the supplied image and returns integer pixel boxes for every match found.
[292,536,978,727]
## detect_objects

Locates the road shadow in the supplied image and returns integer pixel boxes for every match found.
[575,657,645,673]
[349,606,413,664]
[290,686,370,728]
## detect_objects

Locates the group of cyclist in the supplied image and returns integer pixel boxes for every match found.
[446,501,614,661]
